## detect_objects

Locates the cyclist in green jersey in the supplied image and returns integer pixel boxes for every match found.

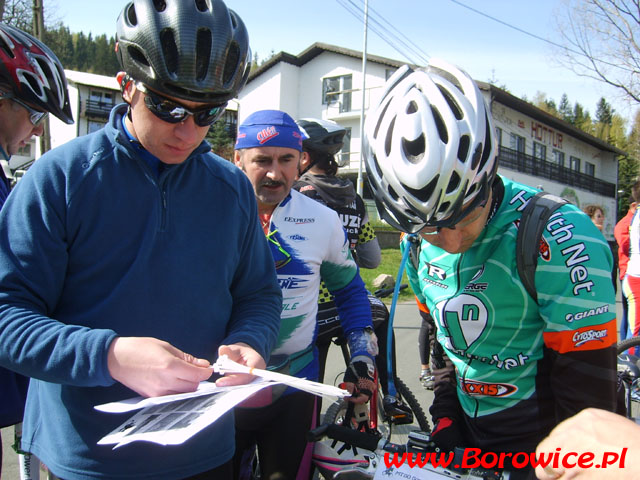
[363,59,617,480]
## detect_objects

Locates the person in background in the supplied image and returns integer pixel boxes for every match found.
[0,1,282,479]
[584,203,618,293]
[0,22,74,479]
[624,185,640,357]
[364,59,617,480]
[233,110,375,480]
[583,204,605,233]
[292,117,384,392]
[616,181,640,342]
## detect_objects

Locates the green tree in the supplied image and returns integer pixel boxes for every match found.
[207,120,234,160]
[558,94,573,124]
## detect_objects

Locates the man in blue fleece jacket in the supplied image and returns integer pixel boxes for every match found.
[0,1,282,479]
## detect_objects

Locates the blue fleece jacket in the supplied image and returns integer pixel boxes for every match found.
[0,104,282,479]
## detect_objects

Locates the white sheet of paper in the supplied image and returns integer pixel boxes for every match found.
[97,381,271,448]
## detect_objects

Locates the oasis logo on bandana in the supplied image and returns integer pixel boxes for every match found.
[257,126,279,144]
[460,379,517,397]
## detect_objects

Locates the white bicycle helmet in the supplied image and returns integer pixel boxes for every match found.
[363,59,497,233]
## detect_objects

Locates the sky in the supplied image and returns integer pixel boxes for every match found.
[55,0,638,123]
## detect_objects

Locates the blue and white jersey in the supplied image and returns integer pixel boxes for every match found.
[265,190,367,365]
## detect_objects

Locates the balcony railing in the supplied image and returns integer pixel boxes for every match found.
[498,146,616,197]
[85,99,114,119]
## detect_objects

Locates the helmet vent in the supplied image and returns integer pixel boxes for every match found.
[437,201,450,215]
[23,72,43,98]
[152,0,167,12]
[477,113,493,171]
[437,84,463,120]
[430,106,448,144]
[0,37,14,59]
[160,29,179,75]
[406,176,437,203]
[407,100,418,114]
[402,135,425,164]
[195,0,209,12]
[229,11,239,28]
[387,185,400,201]
[374,99,391,139]
[446,172,461,194]
[457,135,470,162]
[372,154,383,179]
[384,117,396,157]
[127,45,150,67]
[125,4,138,26]
[196,29,212,81]
[222,42,240,86]
[471,143,482,170]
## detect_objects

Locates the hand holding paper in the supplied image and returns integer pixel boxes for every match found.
[213,354,350,398]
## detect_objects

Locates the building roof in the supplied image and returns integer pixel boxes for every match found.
[247,42,625,157]
[64,70,119,90]
[478,82,626,156]
[248,42,413,82]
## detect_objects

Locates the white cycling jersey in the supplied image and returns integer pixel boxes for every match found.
[264,190,367,372]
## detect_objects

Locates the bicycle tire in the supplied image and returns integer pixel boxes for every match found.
[617,336,640,355]
[395,377,430,433]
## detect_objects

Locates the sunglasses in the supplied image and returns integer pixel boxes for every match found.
[136,83,226,127]
[4,95,48,126]
[420,193,489,236]
[266,230,292,269]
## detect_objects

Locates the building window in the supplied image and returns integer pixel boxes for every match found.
[510,133,525,153]
[322,74,352,112]
[570,156,581,172]
[339,127,352,166]
[385,68,397,80]
[88,120,105,133]
[552,149,564,167]
[86,89,115,118]
[533,142,546,161]
[495,127,502,147]
[16,143,31,157]
[585,161,595,176]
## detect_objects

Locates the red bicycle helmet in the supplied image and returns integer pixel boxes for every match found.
[0,23,73,124]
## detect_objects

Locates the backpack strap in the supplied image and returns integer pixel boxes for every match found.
[516,192,567,302]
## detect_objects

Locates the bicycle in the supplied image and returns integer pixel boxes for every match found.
[313,277,430,479]
[616,336,640,420]
[308,423,511,480]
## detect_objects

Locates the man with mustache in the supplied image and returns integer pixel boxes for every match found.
[233,110,376,480]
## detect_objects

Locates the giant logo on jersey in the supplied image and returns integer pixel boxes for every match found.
[438,294,488,351]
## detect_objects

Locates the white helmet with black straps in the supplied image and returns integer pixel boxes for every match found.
[363,59,497,233]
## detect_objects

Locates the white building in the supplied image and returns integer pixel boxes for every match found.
[12,45,623,240]
[239,42,624,240]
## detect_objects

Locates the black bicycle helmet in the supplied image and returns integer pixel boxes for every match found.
[116,0,251,104]
[297,118,346,155]
[363,59,497,233]
[0,23,73,124]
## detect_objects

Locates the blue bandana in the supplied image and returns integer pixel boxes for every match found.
[235,110,306,151]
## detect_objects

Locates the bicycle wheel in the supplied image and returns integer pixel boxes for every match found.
[395,377,430,433]
[616,337,640,420]
[617,336,640,355]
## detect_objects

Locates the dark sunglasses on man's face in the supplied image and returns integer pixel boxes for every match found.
[2,94,48,126]
[136,83,226,127]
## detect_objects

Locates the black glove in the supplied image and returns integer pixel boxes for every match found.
[430,417,464,452]
[343,357,376,402]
